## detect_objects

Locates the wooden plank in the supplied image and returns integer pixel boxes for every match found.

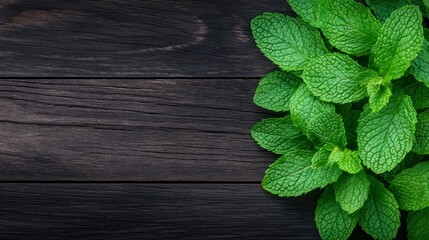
[0,79,277,181]
[0,0,285,77]
[0,183,404,239]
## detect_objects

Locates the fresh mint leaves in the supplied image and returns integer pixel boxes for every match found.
[251,1,429,239]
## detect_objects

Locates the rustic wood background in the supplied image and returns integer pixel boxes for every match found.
[0,0,406,239]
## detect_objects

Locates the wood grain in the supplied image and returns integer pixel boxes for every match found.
[0,0,286,77]
[0,79,278,181]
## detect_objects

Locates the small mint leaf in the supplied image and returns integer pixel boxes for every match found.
[334,171,370,214]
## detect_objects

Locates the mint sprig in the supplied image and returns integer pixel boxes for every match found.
[250,1,429,239]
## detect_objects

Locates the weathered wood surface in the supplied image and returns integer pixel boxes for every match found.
[0,0,286,77]
[0,78,276,181]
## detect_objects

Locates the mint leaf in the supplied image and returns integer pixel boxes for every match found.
[287,0,321,28]
[262,150,341,197]
[359,176,401,240]
[312,145,332,168]
[253,71,302,112]
[316,186,359,240]
[413,110,429,154]
[251,13,328,71]
[333,149,363,174]
[302,53,367,104]
[390,161,429,210]
[411,38,429,88]
[317,0,381,56]
[367,79,392,112]
[251,116,312,154]
[407,207,429,240]
[334,171,371,214]
[370,5,424,80]
[357,93,417,173]
[403,80,429,109]
[365,0,409,23]
[290,84,347,148]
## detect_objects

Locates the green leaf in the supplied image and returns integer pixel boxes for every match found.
[302,53,367,104]
[312,145,332,168]
[413,110,429,154]
[317,0,381,56]
[262,150,341,197]
[390,161,429,210]
[367,78,392,112]
[381,153,424,183]
[251,13,328,71]
[403,80,429,109]
[287,0,321,28]
[370,5,424,81]
[334,171,371,214]
[316,186,359,240]
[411,38,429,88]
[407,207,429,240]
[359,176,401,240]
[253,71,302,112]
[329,147,363,174]
[251,116,312,154]
[365,0,410,23]
[357,93,417,173]
[290,84,347,148]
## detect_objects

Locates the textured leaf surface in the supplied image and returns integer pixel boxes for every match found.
[403,80,429,109]
[371,5,423,80]
[253,71,302,112]
[407,207,429,240]
[290,84,347,148]
[357,94,417,173]
[413,110,429,154]
[411,38,429,87]
[302,53,367,104]
[251,13,328,71]
[251,116,312,154]
[316,186,359,240]
[287,0,321,27]
[390,161,429,210]
[359,176,400,240]
[334,171,370,214]
[312,146,332,168]
[317,0,381,56]
[262,150,341,197]
[381,153,424,183]
[367,80,392,112]
[365,0,409,23]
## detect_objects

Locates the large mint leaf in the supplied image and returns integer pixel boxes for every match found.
[359,176,401,240]
[316,186,359,240]
[251,13,327,71]
[389,161,429,210]
[407,207,429,240]
[317,0,381,56]
[253,71,302,112]
[334,171,370,214]
[403,80,429,109]
[413,110,429,154]
[287,0,321,28]
[302,53,367,104]
[251,116,312,154]
[262,150,341,197]
[411,38,429,88]
[365,0,409,23]
[357,93,417,173]
[370,5,423,81]
[290,84,347,148]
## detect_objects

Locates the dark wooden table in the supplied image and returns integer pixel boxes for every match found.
[0,1,404,239]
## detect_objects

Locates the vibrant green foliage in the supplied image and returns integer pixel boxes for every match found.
[250,1,429,239]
